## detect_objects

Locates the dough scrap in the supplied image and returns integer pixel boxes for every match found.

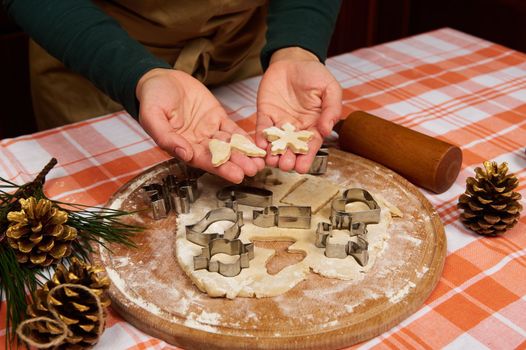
[263,123,314,155]
[209,134,266,167]
[280,176,340,213]
[174,172,398,299]
[246,168,306,202]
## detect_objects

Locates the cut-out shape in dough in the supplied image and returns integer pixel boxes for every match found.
[263,123,314,155]
[209,134,266,167]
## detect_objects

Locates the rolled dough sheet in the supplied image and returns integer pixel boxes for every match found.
[174,172,396,299]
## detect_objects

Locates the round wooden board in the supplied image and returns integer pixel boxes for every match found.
[93,149,446,350]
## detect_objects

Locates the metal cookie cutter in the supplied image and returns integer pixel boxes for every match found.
[193,238,254,277]
[330,188,381,229]
[217,185,273,209]
[143,174,200,219]
[308,146,329,175]
[186,207,244,246]
[315,222,369,266]
[253,206,312,229]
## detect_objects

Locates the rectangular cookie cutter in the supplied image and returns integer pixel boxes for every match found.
[252,205,312,229]
[217,185,273,210]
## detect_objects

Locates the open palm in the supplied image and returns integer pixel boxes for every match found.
[137,69,264,183]
[256,59,342,173]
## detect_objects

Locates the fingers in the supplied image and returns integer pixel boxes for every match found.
[294,131,323,174]
[191,146,246,183]
[278,149,296,172]
[317,80,343,137]
[255,112,273,150]
[209,130,260,180]
[219,117,250,137]
[139,107,194,162]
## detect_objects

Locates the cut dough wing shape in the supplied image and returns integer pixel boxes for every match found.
[209,139,231,167]
[209,134,266,167]
[230,134,266,157]
[263,122,314,155]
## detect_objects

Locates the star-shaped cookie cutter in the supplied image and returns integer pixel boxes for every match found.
[193,238,254,277]
[185,207,244,246]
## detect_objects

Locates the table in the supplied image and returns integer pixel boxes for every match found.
[1,28,525,349]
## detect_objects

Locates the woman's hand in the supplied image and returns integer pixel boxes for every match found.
[256,47,342,173]
[137,68,265,183]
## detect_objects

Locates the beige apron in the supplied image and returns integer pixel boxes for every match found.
[30,0,267,130]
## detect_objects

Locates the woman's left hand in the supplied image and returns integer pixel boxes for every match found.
[255,47,342,173]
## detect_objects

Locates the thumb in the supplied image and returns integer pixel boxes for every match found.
[139,107,194,162]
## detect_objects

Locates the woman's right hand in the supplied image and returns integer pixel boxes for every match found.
[136,68,265,183]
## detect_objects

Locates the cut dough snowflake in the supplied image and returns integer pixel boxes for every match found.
[209,134,266,167]
[263,123,314,155]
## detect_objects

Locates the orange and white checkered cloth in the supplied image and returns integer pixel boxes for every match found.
[1,28,525,349]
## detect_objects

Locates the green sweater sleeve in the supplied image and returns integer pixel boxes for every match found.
[3,0,171,118]
[261,0,341,70]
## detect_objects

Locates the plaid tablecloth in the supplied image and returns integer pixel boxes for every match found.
[1,28,525,349]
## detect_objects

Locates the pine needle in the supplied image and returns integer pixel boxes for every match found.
[0,160,141,348]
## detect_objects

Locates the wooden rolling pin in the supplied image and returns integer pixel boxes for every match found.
[335,111,462,194]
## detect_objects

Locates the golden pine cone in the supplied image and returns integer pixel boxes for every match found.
[6,197,77,266]
[458,161,523,236]
[26,258,111,349]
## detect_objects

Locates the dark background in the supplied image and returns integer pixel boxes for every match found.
[1,0,525,138]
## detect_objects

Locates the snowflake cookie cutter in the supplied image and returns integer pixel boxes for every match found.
[185,207,244,246]
[330,188,381,230]
[252,205,312,229]
[193,238,254,277]
[216,185,273,211]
